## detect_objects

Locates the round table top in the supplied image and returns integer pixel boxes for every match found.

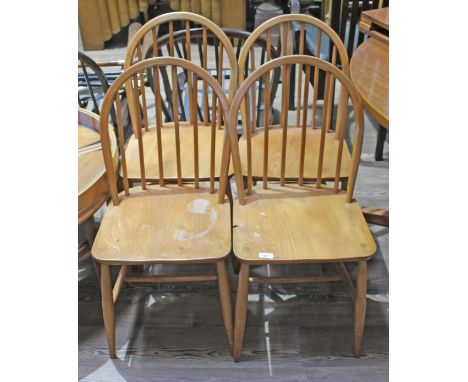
[350,37,389,129]
[78,108,117,223]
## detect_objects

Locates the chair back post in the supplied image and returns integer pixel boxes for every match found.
[100,57,231,205]
[228,55,364,206]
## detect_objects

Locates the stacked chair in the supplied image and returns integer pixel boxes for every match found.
[87,11,377,362]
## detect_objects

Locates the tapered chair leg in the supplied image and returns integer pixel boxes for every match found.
[101,263,116,358]
[354,260,367,357]
[374,125,387,161]
[216,260,234,353]
[233,262,250,362]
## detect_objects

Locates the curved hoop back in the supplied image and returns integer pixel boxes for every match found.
[100,57,231,206]
[124,12,238,100]
[226,55,364,206]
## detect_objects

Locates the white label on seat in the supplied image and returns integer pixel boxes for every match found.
[259,252,274,259]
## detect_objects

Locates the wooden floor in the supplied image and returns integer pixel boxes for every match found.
[79,45,388,382]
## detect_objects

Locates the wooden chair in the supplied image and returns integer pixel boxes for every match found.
[78,51,133,149]
[92,57,234,358]
[225,55,377,361]
[237,14,352,184]
[121,12,237,183]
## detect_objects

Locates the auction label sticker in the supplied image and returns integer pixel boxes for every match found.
[258,252,274,259]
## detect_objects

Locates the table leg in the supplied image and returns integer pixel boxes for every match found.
[374,125,387,161]
[81,216,100,279]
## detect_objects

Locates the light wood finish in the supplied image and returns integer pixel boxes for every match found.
[237,15,352,185]
[92,185,231,264]
[350,37,388,129]
[233,263,250,362]
[122,123,227,181]
[238,128,352,181]
[216,260,234,353]
[226,55,375,361]
[354,260,367,357]
[78,109,118,224]
[93,57,233,358]
[226,56,364,205]
[359,7,389,34]
[100,264,116,358]
[232,185,376,263]
[124,12,238,101]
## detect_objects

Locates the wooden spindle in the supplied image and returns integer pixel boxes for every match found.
[136,45,149,132]
[210,83,217,193]
[171,62,182,186]
[299,65,310,186]
[151,28,165,186]
[115,94,129,195]
[334,85,349,192]
[312,30,322,129]
[244,86,253,193]
[317,67,329,189]
[263,30,272,190]
[250,46,257,133]
[325,46,337,133]
[217,41,223,130]
[192,73,200,188]
[296,23,305,128]
[280,63,290,186]
[131,74,146,189]
[185,21,194,125]
[202,26,209,125]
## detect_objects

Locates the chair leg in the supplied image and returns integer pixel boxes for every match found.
[374,125,387,161]
[216,260,234,354]
[354,260,367,357]
[101,264,116,358]
[233,262,250,362]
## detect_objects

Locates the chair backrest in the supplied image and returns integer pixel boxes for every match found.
[330,0,389,58]
[142,28,270,127]
[237,14,349,133]
[124,12,238,98]
[100,57,231,207]
[226,55,364,206]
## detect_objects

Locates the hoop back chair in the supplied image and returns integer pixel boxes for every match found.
[236,14,352,184]
[225,56,376,361]
[122,12,237,183]
[92,57,234,358]
[78,51,133,150]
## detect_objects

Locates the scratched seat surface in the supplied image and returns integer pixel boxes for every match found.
[92,185,231,264]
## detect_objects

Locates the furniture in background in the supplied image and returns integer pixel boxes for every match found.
[79,0,149,50]
[169,0,246,30]
[92,57,234,358]
[78,109,118,259]
[122,12,238,184]
[226,55,376,361]
[351,6,388,161]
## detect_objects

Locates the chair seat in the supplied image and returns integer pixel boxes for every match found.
[122,122,229,181]
[233,183,376,263]
[238,127,352,180]
[92,185,231,264]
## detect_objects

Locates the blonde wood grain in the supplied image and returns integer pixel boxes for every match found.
[238,128,352,181]
[122,123,229,181]
[350,38,388,129]
[311,30,321,129]
[279,64,290,186]
[237,14,350,86]
[101,264,116,358]
[92,185,231,264]
[299,66,311,185]
[296,23,305,128]
[354,260,367,357]
[232,184,376,263]
[216,260,234,353]
[78,109,118,223]
[233,263,250,362]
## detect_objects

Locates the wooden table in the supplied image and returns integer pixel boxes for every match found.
[78,108,117,257]
[351,7,389,226]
